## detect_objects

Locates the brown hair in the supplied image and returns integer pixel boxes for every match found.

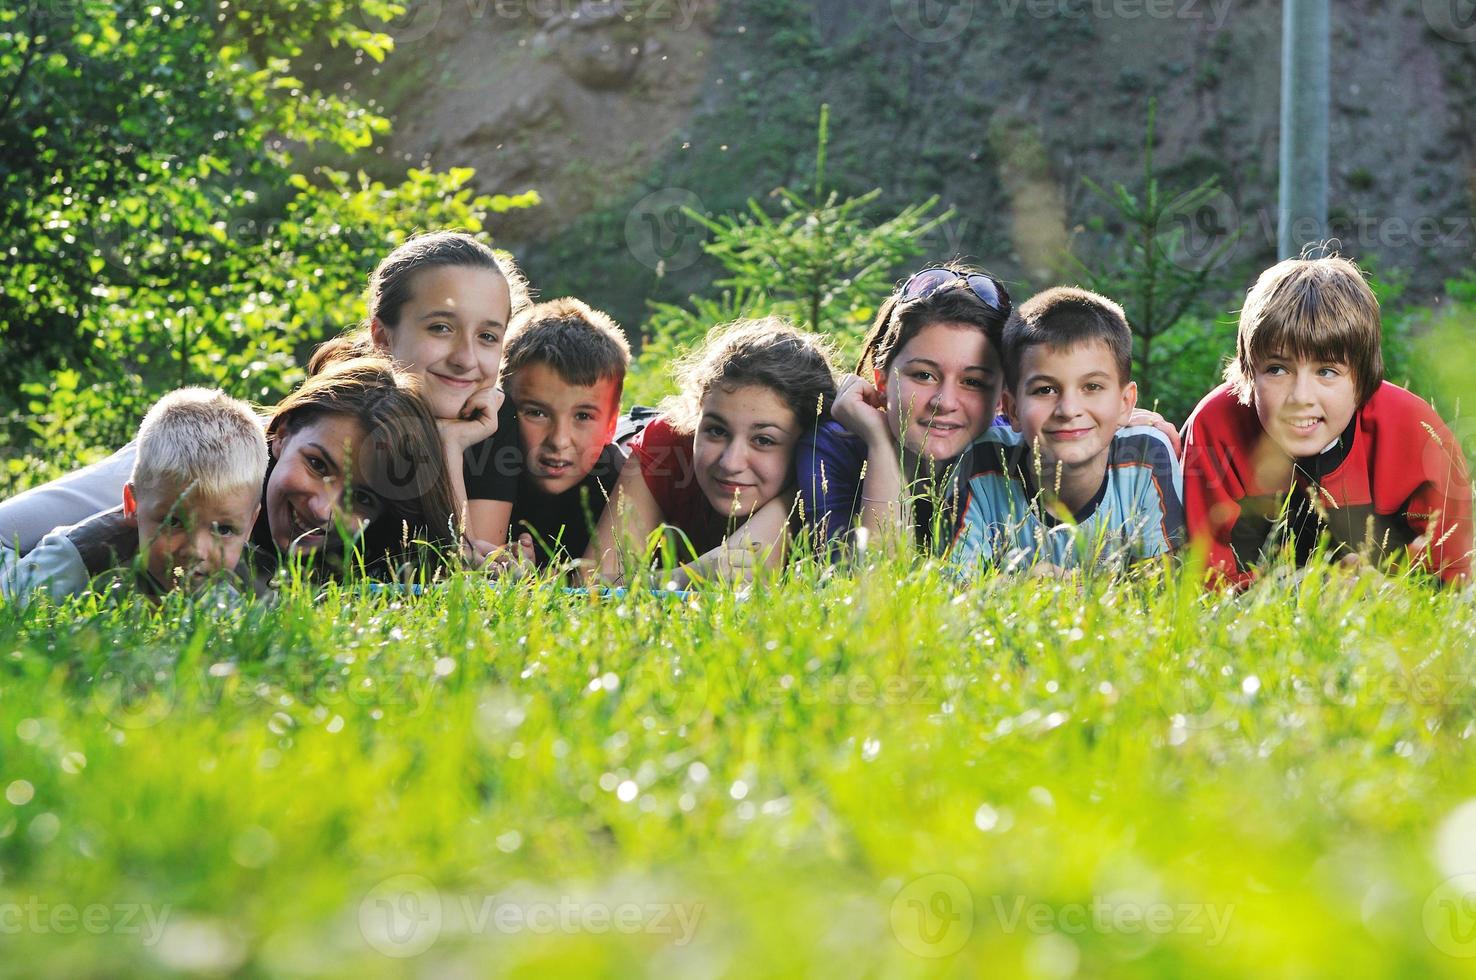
[857,263,1012,380]
[661,317,837,434]
[502,297,630,393]
[1225,254,1384,405]
[1002,286,1134,391]
[307,230,533,375]
[269,356,459,571]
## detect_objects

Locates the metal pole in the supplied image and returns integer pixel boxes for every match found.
[1278,0,1329,259]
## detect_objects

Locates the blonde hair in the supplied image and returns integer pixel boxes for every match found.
[1226,254,1384,405]
[132,388,268,497]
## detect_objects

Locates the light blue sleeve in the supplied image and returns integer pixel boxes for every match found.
[0,529,90,606]
[948,481,996,573]
[0,441,137,553]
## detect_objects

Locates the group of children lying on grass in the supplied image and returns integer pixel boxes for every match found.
[1,231,1470,604]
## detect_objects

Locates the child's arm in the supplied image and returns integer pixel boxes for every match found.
[1,507,136,604]
[1407,415,1473,582]
[1180,414,1254,587]
[830,375,911,548]
[450,389,514,548]
[673,492,793,587]
[582,459,664,585]
[946,483,997,574]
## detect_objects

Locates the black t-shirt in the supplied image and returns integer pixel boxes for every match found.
[462,395,521,502]
[509,442,628,567]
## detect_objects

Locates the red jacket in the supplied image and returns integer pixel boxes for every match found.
[1181,381,1472,586]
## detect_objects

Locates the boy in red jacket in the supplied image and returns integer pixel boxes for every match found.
[1181,255,1471,586]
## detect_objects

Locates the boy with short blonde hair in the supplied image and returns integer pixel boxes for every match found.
[951,287,1183,573]
[4,388,267,601]
[1182,255,1472,585]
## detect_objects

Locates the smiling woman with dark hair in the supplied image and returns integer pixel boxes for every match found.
[797,263,1014,554]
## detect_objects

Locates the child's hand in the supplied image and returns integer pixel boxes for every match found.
[439,387,503,454]
[831,374,891,445]
[477,533,535,580]
[1125,408,1182,456]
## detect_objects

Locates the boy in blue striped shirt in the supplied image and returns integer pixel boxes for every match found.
[951,287,1183,574]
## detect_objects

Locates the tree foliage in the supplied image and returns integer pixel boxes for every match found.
[0,0,537,484]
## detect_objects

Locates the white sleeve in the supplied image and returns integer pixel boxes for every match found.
[0,441,138,553]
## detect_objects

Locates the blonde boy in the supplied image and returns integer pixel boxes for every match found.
[4,389,267,601]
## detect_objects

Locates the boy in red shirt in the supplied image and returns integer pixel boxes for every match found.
[1181,255,1472,586]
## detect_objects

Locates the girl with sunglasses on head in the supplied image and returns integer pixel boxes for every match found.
[797,264,1013,554]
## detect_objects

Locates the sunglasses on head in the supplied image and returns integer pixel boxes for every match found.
[898,267,1008,314]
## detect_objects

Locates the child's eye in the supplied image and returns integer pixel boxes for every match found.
[910,371,936,383]
[575,412,595,423]
[350,488,381,517]
[479,330,500,345]
[1030,386,1056,397]
[212,523,239,537]
[1317,366,1342,377]
[305,454,328,475]
[522,408,546,420]
[163,514,185,529]
[1085,383,1104,392]
[701,425,728,439]
[754,436,778,448]
[428,322,453,335]
[1263,364,1288,375]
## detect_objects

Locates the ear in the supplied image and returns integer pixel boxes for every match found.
[247,502,262,530]
[1117,380,1139,425]
[1001,389,1022,432]
[369,317,391,353]
[122,482,138,518]
[873,367,886,392]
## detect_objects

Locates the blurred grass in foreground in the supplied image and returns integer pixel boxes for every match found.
[1,554,1476,978]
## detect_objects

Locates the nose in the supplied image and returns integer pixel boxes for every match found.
[446,330,476,372]
[305,490,334,526]
[186,527,212,563]
[1054,388,1082,418]
[717,440,748,475]
[929,380,960,414]
[548,417,574,451]
[1289,369,1316,404]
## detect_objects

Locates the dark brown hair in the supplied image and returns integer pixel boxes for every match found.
[269,356,459,571]
[502,297,631,393]
[1225,254,1384,405]
[662,317,837,434]
[307,230,532,375]
[857,263,1012,380]
[1002,286,1134,391]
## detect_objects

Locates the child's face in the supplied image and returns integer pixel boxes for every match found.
[1251,352,1358,457]
[1004,339,1137,472]
[693,384,801,519]
[371,265,511,421]
[508,363,621,496]
[882,321,1003,461]
[266,415,383,554]
[127,481,261,590]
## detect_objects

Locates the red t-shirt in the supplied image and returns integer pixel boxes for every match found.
[1181,381,1472,586]
[629,417,728,558]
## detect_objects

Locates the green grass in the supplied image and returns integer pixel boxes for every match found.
[2,558,1476,977]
